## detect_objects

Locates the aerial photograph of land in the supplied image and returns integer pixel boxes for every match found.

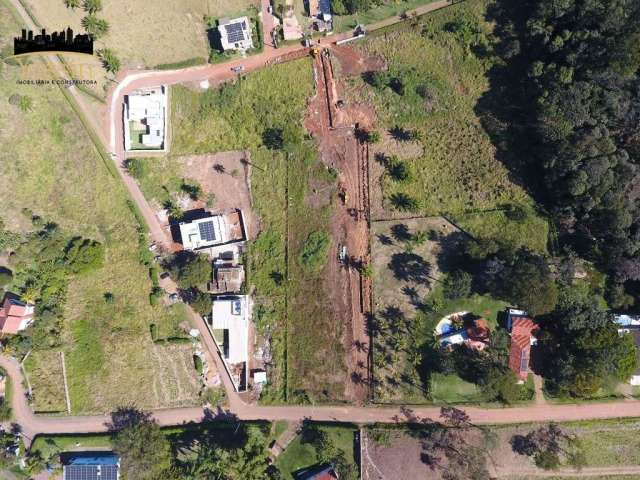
[1,0,640,478]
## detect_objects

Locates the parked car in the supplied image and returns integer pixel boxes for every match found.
[231,65,245,73]
[160,271,170,280]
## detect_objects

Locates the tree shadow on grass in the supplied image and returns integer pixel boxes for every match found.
[388,252,431,283]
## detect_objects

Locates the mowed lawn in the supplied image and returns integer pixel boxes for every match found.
[0,3,200,414]
[349,0,548,251]
[22,0,257,68]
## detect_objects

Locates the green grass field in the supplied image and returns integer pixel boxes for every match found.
[0,2,200,414]
[347,0,548,252]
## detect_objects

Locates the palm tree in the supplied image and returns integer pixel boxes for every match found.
[81,15,109,39]
[64,0,80,9]
[82,0,102,14]
[97,48,120,74]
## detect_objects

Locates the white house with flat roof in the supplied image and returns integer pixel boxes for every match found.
[211,296,249,366]
[218,17,253,51]
[124,86,167,151]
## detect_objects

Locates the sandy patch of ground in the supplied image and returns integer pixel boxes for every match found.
[371,217,462,317]
[179,151,260,240]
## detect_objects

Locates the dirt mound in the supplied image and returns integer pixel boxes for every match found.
[330,45,387,77]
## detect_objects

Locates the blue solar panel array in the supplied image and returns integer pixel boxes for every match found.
[198,220,216,242]
[64,465,118,480]
[224,21,246,43]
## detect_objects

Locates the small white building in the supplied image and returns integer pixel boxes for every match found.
[211,296,249,366]
[218,17,253,51]
[124,86,167,151]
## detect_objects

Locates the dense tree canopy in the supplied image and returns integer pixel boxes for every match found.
[487,0,640,307]
[538,288,637,396]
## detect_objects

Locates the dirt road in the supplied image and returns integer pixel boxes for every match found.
[7,352,640,447]
[494,465,640,478]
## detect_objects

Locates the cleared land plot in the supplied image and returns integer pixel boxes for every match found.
[341,0,548,251]
[363,419,640,480]
[0,2,200,414]
[131,151,260,242]
[23,350,67,413]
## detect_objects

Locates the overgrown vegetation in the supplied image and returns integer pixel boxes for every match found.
[351,0,549,251]
[0,3,200,413]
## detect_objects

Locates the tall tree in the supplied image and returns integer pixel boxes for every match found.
[109,407,173,480]
[538,288,637,396]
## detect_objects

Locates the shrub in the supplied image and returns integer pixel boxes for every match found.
[82,0,102,14]
[149,323,158,341]
[262,127,284,150]
[149,286,163,306]
[389,192,420,212]
[124,158,147,179]
[165,252,211,289]
[0,267,12,287]
[386,157,412,182]
[443,270,472,299]
[180,180,203,200]
[189,288,212,316]
[97,48,121,74]
[63,237,104,274]
[193,354,204,374]
[203,386,227,407]
[81,15,109,39]
[299,231,330,272]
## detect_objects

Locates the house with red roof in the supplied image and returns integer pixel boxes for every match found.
[506,309,538,382]
[0,293,35,335]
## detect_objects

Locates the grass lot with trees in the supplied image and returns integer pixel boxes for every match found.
[353,0,637,404]
[0,2,200,414]
[275,423,359,480]
[134,59,346,403]
[352,0,549,404]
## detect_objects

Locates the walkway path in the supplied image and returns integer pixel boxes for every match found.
[269,421,300,458]
[533,374,546,406]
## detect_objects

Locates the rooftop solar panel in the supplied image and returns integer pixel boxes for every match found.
[64,465,118,480]
[198,220,216,242]
[224,21,246,43]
